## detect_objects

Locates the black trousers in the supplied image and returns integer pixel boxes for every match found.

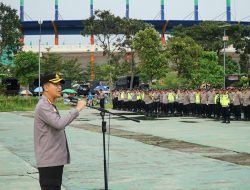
[222,107,230,122]
[100,98,105,109]
[38,165,64,190]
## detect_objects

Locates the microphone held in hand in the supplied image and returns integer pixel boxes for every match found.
[67,96,79,106]
[67,96,86,112]
[68,96,103,111]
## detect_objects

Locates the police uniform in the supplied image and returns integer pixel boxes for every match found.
[99,90,105,109]
[34,73,80,190]
[144,92,153,116]
[207,90,216,118]
[220,90,231,123]
[242,88,250,121]
[232,89,242,120]
[200,90,208,117]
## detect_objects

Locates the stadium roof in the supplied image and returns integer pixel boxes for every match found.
[21,19,250,35]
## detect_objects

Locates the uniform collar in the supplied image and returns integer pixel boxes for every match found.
[41,95,53,105]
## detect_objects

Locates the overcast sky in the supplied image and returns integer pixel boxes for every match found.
[2,0,250,45]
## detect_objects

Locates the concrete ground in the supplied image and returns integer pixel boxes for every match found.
[0,108,250,190]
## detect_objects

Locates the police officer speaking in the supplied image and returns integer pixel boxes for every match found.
[34,73,86,190]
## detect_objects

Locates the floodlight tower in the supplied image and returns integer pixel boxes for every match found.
[226,0,231,21]
[161,0,165,20]
[54,0,59,45]
[20,0,24,45]
[20,0,24,21]
[55,0,59,20]
[194,0,199,21]
[126,0,129,18]
[160,0,166,43]
[90,0,95,80]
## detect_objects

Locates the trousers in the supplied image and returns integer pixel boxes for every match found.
[38,165,64,190]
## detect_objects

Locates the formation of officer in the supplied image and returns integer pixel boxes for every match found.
[112,87,250,123]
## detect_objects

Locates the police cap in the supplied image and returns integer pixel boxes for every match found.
[40,72,65,86]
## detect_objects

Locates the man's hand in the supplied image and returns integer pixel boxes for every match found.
[76,100,86,112]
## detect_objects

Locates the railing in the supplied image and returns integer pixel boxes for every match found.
[22,44,236,53]
[22,44,103,53]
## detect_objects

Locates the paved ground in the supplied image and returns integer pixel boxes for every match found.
[0,108,250,190]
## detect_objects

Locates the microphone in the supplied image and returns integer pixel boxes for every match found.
[67,96,105,111]
[68,97,140,123]
[64,96,79,106]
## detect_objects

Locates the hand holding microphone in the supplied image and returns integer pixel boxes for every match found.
[66,96,86,112]
[76,99,86,112]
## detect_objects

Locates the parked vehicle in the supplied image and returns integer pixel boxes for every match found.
[1,78,20,95]
[115,76,139,89]
[77,84,90,96]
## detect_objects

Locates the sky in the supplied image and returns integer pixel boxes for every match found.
[2,0,250,45]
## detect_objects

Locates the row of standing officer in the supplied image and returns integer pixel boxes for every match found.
[112,88,250,123]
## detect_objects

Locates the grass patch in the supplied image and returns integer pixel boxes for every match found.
[0,96,69,112]
[0,95,113,112]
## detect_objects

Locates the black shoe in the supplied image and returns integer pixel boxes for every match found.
[226,121,230,124]
[222,121,226,123]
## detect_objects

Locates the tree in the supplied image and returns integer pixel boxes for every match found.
[163,71,186,89]
[108,54,131,81]
[14,51,38,87]
[83,55,131,82]
[119,18,152,89]
[173,23,250,75]
[218,55,240,75]
[41,53,62,74]
[173,22,226,54]
[61,58,83,81]
[0,3,21,57]
[166,36,202,79]
[82,10,124,86]
[229,24,250,74]
[82,10,151,88]
[239,53,249,74]
[190,51,224,87]
[0,63,13,78]
[133,28,168,83]
[41,52,82,81]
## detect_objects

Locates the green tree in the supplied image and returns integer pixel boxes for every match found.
[163,71,186,89]
[0,63,13,78]
[173,23,250,75]
[240,76,249,87]
[41,53,62,74]
[166,36,202,79]
[83,63,101,81]
[82,10,124,86]
[239,53,249,74]
[82,10,151,88]
[0,3,21,57]
[13,51,38,87]
[84,55,131,82]
[218,55,240,75]
[173,22,226,54]
[61,58,83,81]
[229,24,250,74]
[133,28,168,83]
[41,53,82,81]
[190,51,223,87]
[119,19,152,89]
[108,54,131,81]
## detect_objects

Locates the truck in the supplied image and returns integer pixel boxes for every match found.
[115,76,139,89]
[1,78,20,95]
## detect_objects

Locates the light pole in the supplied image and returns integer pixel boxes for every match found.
[220,24,231,89]
[38,20,43,98]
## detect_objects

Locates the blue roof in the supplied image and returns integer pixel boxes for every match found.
[21,19,250,35]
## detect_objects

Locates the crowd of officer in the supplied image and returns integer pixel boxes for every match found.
[111,88,250,123]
